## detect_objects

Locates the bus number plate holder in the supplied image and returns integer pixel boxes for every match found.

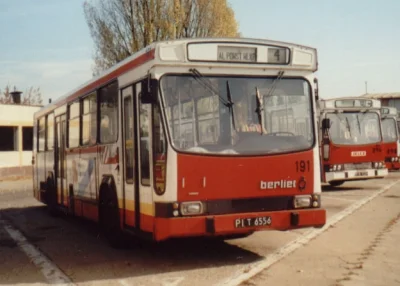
[234,216,272,228]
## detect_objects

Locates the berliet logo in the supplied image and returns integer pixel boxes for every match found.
[351,151,367,157]
[260,179,296,190]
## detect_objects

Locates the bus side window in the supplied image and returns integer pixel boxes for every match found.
[137,83,151,186]
[99,81,118,144]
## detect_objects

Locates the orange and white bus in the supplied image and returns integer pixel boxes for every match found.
[318,98,388,187]
[380,107,400,170]
[33,38,326,247]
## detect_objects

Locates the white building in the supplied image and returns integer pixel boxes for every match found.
[360,92,400,117]
[0,103,42,179]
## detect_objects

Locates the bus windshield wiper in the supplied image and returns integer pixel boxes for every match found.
[189,68,229,106]
[345,116,352,137]
[225,81,236,131]
[189,68,236,131]
[255,87,264,134]
[265,70,285,99]
[356,114,361,133]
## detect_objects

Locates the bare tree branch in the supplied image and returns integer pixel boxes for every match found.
[83,0,239,75]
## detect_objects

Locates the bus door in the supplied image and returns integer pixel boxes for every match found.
[55,114,68,206]
[121,86,140,228]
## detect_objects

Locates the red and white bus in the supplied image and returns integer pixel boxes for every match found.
[380,107,400,170]
[318,98,388,187]
[33,38,326,246]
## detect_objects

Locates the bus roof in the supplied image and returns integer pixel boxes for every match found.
[319,97,381,110]
[35,37,317,119]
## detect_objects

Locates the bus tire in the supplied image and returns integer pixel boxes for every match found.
[329,180,344,187]
[99,184,128,248]
[46,176,59,216]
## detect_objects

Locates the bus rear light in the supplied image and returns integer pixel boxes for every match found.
[293,195,312,209]
[323,145,330,160]
[180,201,204,216]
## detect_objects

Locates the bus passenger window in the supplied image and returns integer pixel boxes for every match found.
[68,101,80,148]
[46,113,54,150]
[82,93,97,145]
[99,81,118,144]
[38,118,45,151]
[153,104,166,195]
[138,83,151,186]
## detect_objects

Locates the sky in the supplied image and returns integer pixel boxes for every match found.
[0,0,399,104]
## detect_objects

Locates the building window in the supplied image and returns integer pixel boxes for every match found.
[82,93,97,145]
[68,101,80,148]
[0,126,18,151]
[99,81,118,143]
[23,127,33,151]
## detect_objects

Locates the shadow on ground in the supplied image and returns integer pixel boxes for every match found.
[0,206,262,284]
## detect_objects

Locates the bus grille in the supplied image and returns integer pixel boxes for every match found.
[344,162,372,170]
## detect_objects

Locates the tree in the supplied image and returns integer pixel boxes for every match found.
[83,0,239,75]
[0,84,43,105]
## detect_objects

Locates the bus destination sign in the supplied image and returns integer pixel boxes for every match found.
[217,46,257,63]
[335,99,373,108]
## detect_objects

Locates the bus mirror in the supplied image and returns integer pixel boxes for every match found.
[141,78,158,104]
[322,118,331,130]
[314,78,319,100]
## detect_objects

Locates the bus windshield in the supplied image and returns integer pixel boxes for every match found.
[325,112,381,145]
[381,118,398,143]
[160,75,314,155]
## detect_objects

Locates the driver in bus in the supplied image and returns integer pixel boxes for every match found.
[233,84,267,134]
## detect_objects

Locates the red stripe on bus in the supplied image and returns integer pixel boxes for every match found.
[35,48,155,118]
[62,49,155,105]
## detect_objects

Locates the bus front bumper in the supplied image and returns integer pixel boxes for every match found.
[385,161,400,171]
[325,168,388,182]
[154,208,326,241]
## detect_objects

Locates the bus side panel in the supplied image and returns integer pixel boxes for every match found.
[66,150,82,216]
[45,150,55,183]
[36,152,46,201]
[78,147,98,201]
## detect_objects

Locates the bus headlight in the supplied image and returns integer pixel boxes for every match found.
[180,201,204,216]
[293,195,312,209]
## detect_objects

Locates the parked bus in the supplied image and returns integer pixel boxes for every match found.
[318,98,388,187]
[381,107,400,170]
[33,38,326,247]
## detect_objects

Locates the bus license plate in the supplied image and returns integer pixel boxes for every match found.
[234,216,272,228]
[355,171,368,176]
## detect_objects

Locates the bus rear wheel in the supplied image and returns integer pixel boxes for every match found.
[329,180,344,187]
[46,177,59,216]
[99,186,128,248]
